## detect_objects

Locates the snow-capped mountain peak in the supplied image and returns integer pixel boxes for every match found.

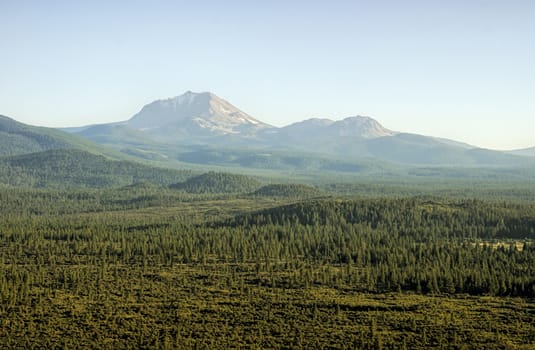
[127,91,272,135]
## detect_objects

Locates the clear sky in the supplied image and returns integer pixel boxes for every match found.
[1,0,534,150]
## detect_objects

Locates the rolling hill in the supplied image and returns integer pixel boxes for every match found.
[0,114,121,158]
[252,183,323,198]
[0,149,195,188]
[170,171,261,194]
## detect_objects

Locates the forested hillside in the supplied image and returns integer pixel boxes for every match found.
[252,183,323,198]
[170,171,262,194]
[0,115,116,157]
[0,149,195,188]
[230,198,535,240]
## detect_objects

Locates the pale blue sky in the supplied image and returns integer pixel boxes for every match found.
[1,0,534,150]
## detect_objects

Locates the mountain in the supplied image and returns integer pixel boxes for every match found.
[263,116,393,150]
[264,117,530,166]
[274,116,395,139]
[0,114,118,157]
[62,91,535,169]
[126,91,272,139]
[309,116,395,139]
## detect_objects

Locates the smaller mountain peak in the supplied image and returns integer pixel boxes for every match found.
[162,91,219,106]
[158,91,210,107]
[333,115,396,138]
[180,90,211,96]
[341,115,375,122]
[308,117,335,124]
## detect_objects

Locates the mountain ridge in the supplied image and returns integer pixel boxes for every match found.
[509,147,535,157]
[0,114,124,159]
[60,91,535,167]
[4,91,535,170]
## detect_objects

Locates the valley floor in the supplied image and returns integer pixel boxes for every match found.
[0,189,534,349]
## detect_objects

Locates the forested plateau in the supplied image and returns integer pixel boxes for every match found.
[0,185,534,349]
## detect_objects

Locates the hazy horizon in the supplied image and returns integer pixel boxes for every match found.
[1,0,534,151]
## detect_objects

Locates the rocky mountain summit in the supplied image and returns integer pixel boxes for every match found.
[126,91,272,137]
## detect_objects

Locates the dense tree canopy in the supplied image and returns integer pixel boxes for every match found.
[0,186,533,348]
